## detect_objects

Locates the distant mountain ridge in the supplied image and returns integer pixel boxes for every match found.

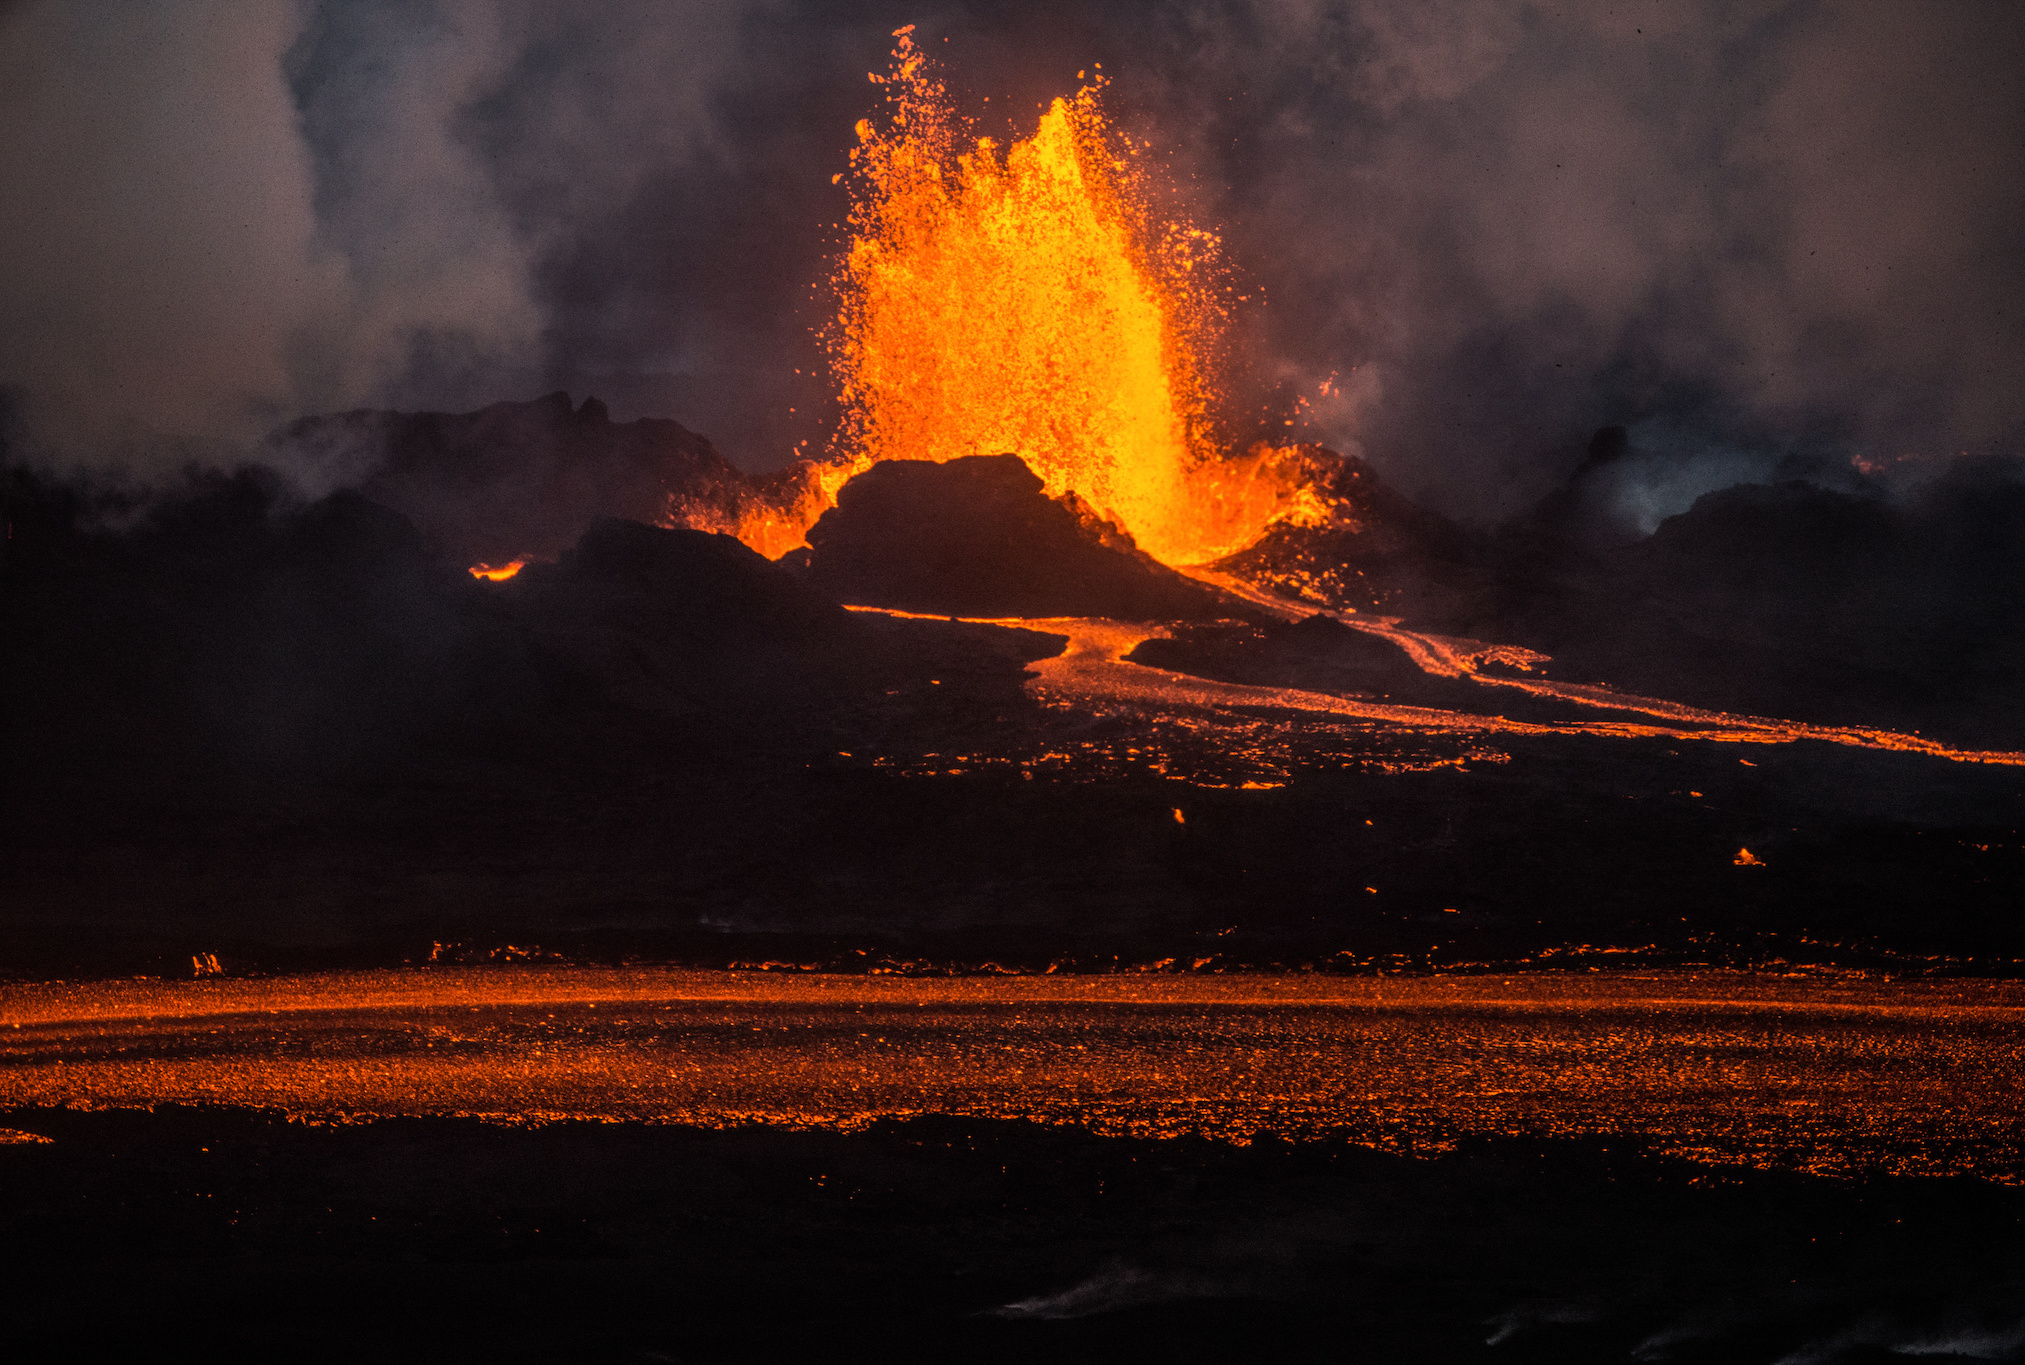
[267,391,763,569]
[257,394,2025,745]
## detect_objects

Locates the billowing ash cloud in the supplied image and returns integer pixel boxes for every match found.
[1134,0,2025,518]
[2,1,2021,522]
[0,0,770,474]
[0,2,345,464]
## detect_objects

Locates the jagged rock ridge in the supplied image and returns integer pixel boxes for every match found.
[267,391,763,569]
[800,453,1234,621]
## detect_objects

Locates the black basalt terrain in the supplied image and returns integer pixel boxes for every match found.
[1123,613,1629,724]
[4,443,2023,977]
[0,467,1054,783]
[801,453,1233,620]
[1206,444,1489,618]
[1447,450,2025,750]
[1184,439,2025,752]
[5,430,2025,1365]
[269,391,775,569]
[1,1106,2021,1364]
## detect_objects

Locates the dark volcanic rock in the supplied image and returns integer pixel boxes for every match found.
[6,1107,2025,1363]
[803,454,1230,620]
[1125,613,1649,725]
[1207,445,1489,619]
[1468,458,2025,746]
[1130,614,1433,698]
[495,518,1064,725]
[267,391,760,568]
[0,470,1062,797]
[4,466,491,776]
[7,453,2024,977]
[500,518,876,718]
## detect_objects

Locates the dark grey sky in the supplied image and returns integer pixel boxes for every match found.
[3,0,2022,521]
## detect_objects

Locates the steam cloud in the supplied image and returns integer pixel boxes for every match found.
[3,1,2020,520]
[990,1261,1226,1319]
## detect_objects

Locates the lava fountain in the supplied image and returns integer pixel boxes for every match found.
[715,29,1325,566]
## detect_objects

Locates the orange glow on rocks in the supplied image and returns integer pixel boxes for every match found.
[469,560,526,582]
[685,458,871,562]
[719,30,1323,564]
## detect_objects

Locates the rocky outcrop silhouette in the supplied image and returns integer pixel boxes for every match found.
[801,454,1231,620]
[1205,445,1488,619]
[0,468,1061,793]
[1468,457,2025,745]
[266,391,760,569]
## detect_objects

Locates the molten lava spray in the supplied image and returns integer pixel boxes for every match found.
[717,30,1323,567]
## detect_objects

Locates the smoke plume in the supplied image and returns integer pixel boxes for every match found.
[2,1,2020,521]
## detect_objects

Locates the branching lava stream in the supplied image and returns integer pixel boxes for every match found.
[851,606,2025,767]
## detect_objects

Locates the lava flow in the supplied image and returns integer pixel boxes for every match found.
[847,606,2025,770]
[712,28,1324,564]
[8,968,2025,1179]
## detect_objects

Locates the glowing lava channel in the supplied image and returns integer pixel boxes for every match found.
[1181,573,2025,767]
[848,605,2025,769]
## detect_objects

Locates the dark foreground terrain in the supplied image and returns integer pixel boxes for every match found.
[6,721,2022,979]
[5,414,2024,1362]
[5,449,2024,978]
[3,1106,2023,1363]
[5,970,2021,1362]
